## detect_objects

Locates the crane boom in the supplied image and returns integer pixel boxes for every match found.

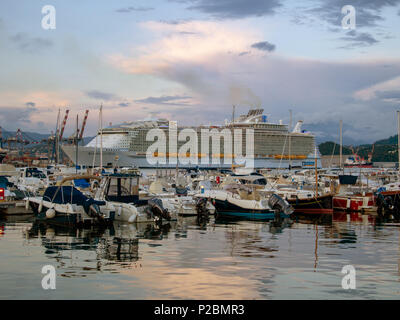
[78,110,89,140]
[59,109,70,141]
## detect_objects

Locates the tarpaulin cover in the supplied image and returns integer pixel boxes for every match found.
[42,186,105,214]
[0,176,8,189]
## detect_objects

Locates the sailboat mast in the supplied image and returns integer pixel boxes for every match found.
[339,119,343,171]
[315,146,318,196]
[397,111,400,175]
[100,104,103,172]
[55,108,60,164]
[289,109,292,170]
[92,108,100,169]
[75,114,79,173]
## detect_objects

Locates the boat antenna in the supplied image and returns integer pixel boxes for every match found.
[232,105,235,125]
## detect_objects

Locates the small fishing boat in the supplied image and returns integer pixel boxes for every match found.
[333,174,376,213]
[281,190,333,214]
[333,194,375,212]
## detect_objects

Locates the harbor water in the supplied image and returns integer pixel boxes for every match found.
[0,213,399,299]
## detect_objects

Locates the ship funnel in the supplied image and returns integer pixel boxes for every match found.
[292,120,303,133]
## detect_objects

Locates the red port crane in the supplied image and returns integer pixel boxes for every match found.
[59,109,70,141]
[78,110,89,141]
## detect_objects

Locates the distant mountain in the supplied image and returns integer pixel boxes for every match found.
[318,142,353,156]
[0,128,93,160]
[0,129,50,143]
[374,135,398,146]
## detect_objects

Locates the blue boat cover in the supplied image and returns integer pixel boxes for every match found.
[0,176,9,189]
[42,186,105,214]
[74,179,90,189]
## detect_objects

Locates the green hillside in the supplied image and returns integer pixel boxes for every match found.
[375,135,398,146]
[318,142,352,155]
[319,137,399,162]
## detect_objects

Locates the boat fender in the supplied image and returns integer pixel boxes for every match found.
[46,208,56,219]
[38,200,43,213]
[67,203,74,213]
[25,199,29,211]
[128,214,137,223]
[118,206,122,216]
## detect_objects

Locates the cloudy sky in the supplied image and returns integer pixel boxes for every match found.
[1,0,400,144]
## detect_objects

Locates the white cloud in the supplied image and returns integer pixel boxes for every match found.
[107,20,400,143]
[353,75,400,101]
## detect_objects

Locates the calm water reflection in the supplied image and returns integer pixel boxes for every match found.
[0,212,399,299]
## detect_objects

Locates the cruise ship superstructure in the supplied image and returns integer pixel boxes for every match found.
[62,108,320,169]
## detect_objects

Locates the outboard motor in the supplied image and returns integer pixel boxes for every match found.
[376,192,400,218]
[83,198,107,221]
[148,198,171,221]
[268,194,294,216]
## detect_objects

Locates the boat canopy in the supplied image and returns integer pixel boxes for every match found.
[104,174,140,204]
[43,186,105,212]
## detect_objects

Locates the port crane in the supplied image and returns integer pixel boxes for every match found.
[44,108,69,163]
[67,110,89,145]
[4,129,30,150]
[0,127,43,165]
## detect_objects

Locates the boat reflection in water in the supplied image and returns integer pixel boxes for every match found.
[24,219,177,276]
[4,209,399,299]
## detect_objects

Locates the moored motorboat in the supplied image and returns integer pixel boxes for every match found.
[0,176,33,215]
[95,172,176,223]
[26,175,115,226]
[196,184,293,220]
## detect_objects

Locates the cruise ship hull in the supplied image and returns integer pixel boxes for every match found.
[62,145,321,169]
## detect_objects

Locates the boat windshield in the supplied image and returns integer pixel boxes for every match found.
[105,176,139,203]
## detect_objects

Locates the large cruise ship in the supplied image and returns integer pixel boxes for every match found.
[62,108,320,169]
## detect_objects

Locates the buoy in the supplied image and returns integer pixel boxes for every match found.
[46,208,56,219]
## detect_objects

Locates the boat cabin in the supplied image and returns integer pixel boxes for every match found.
[101,173,144,204]
[22,167,46,179]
